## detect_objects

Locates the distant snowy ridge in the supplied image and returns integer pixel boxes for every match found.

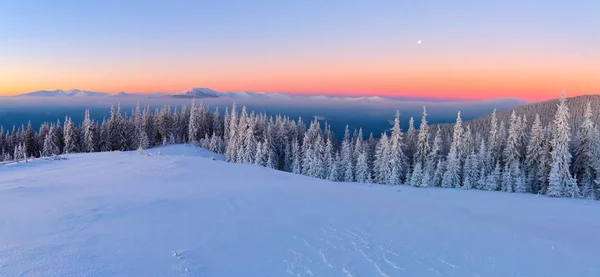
[18,89,110,97]
[16,87,521,103]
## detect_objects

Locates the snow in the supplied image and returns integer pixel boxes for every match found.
[1,144,599,277]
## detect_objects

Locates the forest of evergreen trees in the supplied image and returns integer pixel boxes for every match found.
[1,93,599,200]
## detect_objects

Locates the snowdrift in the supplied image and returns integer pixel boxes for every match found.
[0,145,598,277]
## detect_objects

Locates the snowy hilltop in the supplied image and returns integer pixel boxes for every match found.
[0,144,598,277]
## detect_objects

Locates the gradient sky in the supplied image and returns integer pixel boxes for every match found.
[0,0,598,100]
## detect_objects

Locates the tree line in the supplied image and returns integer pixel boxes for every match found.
[1,93,598,200]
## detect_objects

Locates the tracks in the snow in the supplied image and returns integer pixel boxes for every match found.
[283,225,407,277]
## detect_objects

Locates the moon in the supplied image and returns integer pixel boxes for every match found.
[417,40,422,44]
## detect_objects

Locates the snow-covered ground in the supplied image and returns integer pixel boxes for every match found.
[0,145,598,277]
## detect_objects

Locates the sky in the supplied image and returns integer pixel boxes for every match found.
[0,0,598,100]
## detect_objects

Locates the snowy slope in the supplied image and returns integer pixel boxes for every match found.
[0,145,599,277]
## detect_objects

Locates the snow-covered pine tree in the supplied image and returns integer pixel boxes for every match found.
[212,107,222,137]
[525,114,546,194]
[254,141,265,166]
[484,162,501,191]
[442,112,463,188]
[82,109,96,152]
[242,118,257,164]
[414,106,430,166]
[410,162,423,187]
[405,116,416,165]
[514,165,528,193]
[265,138,277,170]
[353,128,364,169]
[323,136,334,179]
[291,138,301,174]
[374,132,391,184]
[327,152,341,182]
[63,116,78,154]
[422,126,442,187]
[225,103,238,162]
[504,110,520,166]
[573,102,600,199]
[340,125,354,182]
[24,121,36,158]
[42,127,59,157]
[462,150,478,189]
[188,100,199,143]
[488,109,500,164]
[389,111,408,185]
[355,141,372,184]
[548,92,577,198]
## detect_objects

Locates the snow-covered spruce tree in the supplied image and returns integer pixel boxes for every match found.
[373,132,391,184]
[525,114,546,194]
[82,109,96,152]
[442,112,463,188]
[265,138,277,170]
[24,121,37,158]
[242,117,257,164]
[389,111,408,185]
[504,110,520,165]
[234,106,249,163]
[501,164,512,192]
[405,116,417,166]
[462,125,473,161]
[340,125,354,182]
[355,140,372,184]
[409,162,423,187]
[42,127,59,157]
[462,150,478,190]
[573,102,600,199]
[254,141,266,166]
[414,106,430,166]
[353,128,364,170]
[422,126,442,187]
[291,138,302,174]
[488,109,500,165]
[327,152,341,182]
[63,116,78,154]
[142,105,155,147]
[485,162,501,191]
[323,136,334,179]
[54,119,65,154]
[212,107,222,138]
[188,99,199,144]
[547,92,577,198]
[225,103,238,162]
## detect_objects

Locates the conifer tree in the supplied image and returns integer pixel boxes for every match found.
[573,102,600,199]
[374,133,391,184]
[414,107,430,165]
[525,114,546,193]
[389,111,408,184]
[442,112,463,188]
[340,126,354,182]
[548,92,577,198]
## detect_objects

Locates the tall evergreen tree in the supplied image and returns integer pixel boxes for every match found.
[548,92,577,198]
[442,112,463,188]
[389,111,408,184]
[414,106,430,165]
[573,102,600,199]
[525,114,546,194]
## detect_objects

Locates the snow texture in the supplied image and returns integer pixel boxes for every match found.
[0,144,599,277]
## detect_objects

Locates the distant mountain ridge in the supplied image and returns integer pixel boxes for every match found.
[14,88,530,104]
